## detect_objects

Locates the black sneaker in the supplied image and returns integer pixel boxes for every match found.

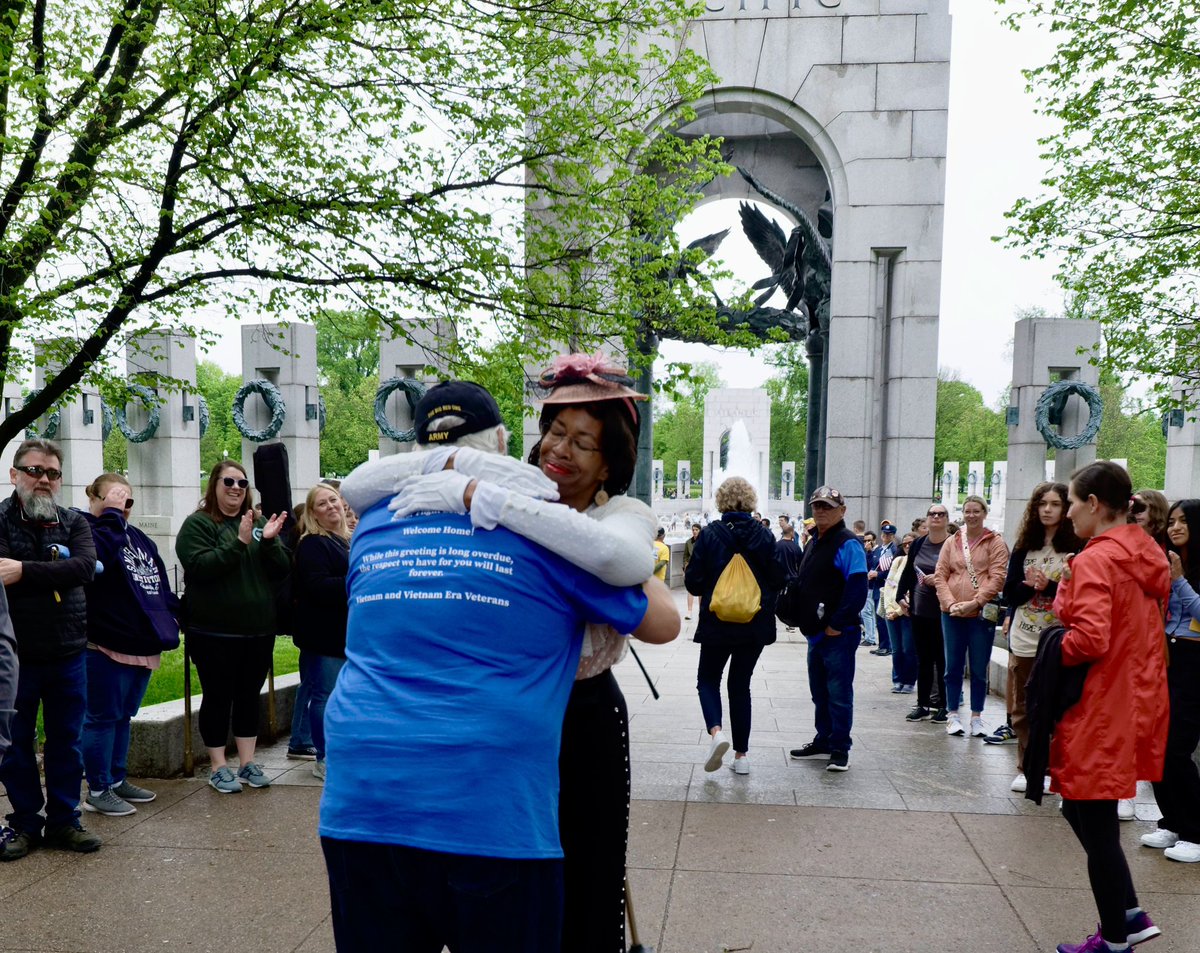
[286,745,318,761]
[931,708,949,724]
[789,743,831,760]
[905,706,930,722]
[0,827,37,862]
[875,649,891,657]
[43,825,101,854]
[826,751,850,772]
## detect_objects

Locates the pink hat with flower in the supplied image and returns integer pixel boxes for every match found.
[536,352,647,421]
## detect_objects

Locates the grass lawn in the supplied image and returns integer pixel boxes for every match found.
[142,636,301,706]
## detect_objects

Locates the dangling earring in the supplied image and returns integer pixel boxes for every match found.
[594,488,610,507]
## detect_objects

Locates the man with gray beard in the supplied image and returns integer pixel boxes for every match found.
[0,439,97,861]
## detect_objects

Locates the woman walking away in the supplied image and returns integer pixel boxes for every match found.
[80,474,181,816]
[177,462,290,794]
[1052,461,1169,953]
[684,522,701,620]
[687,477,786,776]
[895,505,952,724]
[1141,499,1200,863]
[291,484,352,782]
[996,482,1078,794]
[934,495,1009,738]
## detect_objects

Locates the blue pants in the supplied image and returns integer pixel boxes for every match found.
[859,597,877,644]
[806,629,860,753]
[1,652,87,834]
[883,615,918,687]
[82,649,152,792]
[942,613,993,713]
[871,592,890,651]
[294,651,344,760]
[321,838,563,953]
[696,642,765,753]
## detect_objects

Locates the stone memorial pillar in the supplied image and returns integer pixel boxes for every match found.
[378,321,451,457]
[939,462,959,518]
[966,460,985,500]
[780,462,796,504]
[125,332,202,570]
[651,459,664,501]
[33,340,104,509]
[677,460,692,502]
[1164,381,1200,501]
[0,383,23,472]
[989,461,1007,525]
[241,323,320,506]
[1004,318,1101,540]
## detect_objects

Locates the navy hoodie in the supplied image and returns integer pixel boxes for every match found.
[84,508,181,655]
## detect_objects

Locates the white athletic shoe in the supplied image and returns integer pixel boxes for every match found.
[731,756,749,776]
[1140,829,1179,849]
[704,731,730,773]
[1117,798,1135,821]
[969,717,987,737]
[1164,840,1200,863]
[945,713,964,736]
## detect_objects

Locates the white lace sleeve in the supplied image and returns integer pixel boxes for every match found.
[340,448,446,514]
[494,493,656,587]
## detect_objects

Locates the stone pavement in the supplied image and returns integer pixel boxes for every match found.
[3,596,1199,952]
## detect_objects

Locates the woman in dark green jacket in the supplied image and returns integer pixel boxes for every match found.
[177,461,289,794]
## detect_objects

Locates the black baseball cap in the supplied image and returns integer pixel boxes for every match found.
[415,381,503,445]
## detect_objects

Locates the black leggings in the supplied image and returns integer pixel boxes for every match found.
[558,669,630,953]
[911,615,945,710]
[1061,799,1138,944]
[188,633,274,747]
[1151,638,1200,842]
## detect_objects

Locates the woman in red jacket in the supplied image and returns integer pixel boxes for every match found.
[1052,461,1169,953]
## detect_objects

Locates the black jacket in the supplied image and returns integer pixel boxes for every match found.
[291,533,350,658]
[778,521,866,636]
[0,585,16,758]
[894,533,946,618]
[84,509,181,656]
[1022,623,1090,805]
[685,512,786,646]
[0,493,96,662]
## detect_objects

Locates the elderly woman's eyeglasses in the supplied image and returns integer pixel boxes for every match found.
[544,424,600,456]
[927,510,948,517]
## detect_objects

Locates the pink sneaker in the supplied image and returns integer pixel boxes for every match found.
[1126,910,1161,946]
[1056,929,1130,953]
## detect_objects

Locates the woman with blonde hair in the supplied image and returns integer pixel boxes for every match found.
[686,476,786,775]
[291,483,351,780]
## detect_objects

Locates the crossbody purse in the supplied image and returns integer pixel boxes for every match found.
[960,530,1002,623]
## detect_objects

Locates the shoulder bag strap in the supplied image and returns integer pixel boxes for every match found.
[960,529,981,592]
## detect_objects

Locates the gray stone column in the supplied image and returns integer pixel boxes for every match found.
[241,323,320,505]
[378,321,451,457]
[33,340,104,509]
[1004,317,1100,540]
[125,332,202,570]
[0,383,23,473]
[1164,381,1200,501]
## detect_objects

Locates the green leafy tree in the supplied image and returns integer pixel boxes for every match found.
[319,376,380,478]
[764,345,808,498]
[935,371,1008,495]
[0,0,726,445]
[652,362,722,496]
[999,1,1200,403]
[195,361,242,473]
[1095,369,1167,492]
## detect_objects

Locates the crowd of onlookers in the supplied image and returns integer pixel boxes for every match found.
[0,439,355,861]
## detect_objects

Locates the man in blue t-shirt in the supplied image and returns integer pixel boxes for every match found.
[319,381,677,953]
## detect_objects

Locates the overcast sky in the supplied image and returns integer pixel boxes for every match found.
[658,0,1064,408]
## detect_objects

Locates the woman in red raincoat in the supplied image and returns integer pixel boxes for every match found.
[1051,461,1170,953]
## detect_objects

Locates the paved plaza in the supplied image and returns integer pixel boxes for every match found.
[3,594,1199,952]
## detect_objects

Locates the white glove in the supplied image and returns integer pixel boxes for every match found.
[468,481,509,530]
[388,471,472,518]
[448,447,559,501]
[418,446,456,476]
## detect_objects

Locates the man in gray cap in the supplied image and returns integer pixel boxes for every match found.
[782,486,868,772]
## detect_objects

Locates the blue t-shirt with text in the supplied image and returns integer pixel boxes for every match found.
[318,503,648,859]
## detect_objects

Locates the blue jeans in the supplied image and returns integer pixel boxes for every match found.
[859,598,877,644]
[806,628,860,753]
[322,838,563,953]
[1,652,87,834]
[82,649,152,792]
[295,651,344,760]
[883,615,918,687]
[942,613,993,713]
[290,663,314,749]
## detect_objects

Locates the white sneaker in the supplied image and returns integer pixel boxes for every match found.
[312,760,326,781]
[1010,773,1027,793]
[1164,840,1200,863]
[704,731,730,773]
[1117,798,1135,821]
[1140,828,1179,849]
[946,714,964,736]
[969,717,987,737]
[731,756,749,776]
